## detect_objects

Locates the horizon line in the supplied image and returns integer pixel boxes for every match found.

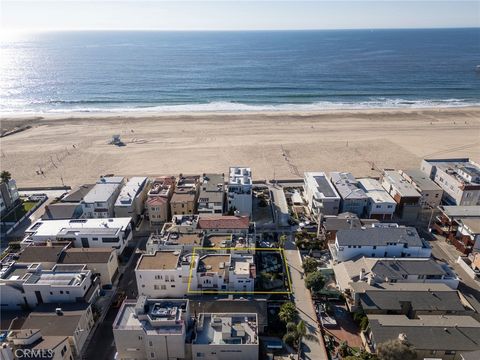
[2,26,479,33]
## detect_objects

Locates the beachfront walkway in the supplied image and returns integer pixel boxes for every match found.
[285,237,328,360]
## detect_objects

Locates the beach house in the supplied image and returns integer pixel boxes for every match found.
[421,158,480,206]
[81,176,124,218]
[304,172,341,216]
[114,176,148,222]
[145,176,176,227]
[227,167,253,216]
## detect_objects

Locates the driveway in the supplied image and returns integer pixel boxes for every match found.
[284,235,328,360]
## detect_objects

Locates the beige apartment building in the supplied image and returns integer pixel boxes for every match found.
[171,175,200,216]
[146,176,175,226]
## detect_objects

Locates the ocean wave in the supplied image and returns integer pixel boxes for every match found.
[1,98,479,115]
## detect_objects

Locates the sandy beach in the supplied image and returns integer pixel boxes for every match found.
[1,107,479,188]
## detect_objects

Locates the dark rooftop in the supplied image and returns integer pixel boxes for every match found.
[360,289,467,313]
[60,184,95,203]
[336,226,425,247]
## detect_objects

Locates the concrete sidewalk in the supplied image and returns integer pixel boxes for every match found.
[285,243,328,360]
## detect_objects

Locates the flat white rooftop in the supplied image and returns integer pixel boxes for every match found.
[229,167,252,186]
[25,218,132,238]
[383,170,422,198]
[83,183,121,203]
[358,178,396,204]
[115,177,148,207]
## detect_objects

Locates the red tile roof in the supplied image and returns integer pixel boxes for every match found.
[198,215,250,230]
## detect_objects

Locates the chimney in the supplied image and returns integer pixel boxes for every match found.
[360,268,366,281]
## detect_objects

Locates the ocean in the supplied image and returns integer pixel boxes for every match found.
[1,28,479,114]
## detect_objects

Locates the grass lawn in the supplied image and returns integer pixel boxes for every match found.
[1,200,38,222]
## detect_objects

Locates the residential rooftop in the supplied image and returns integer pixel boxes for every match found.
[16,303,92,338]
[114,298,188,335]
[60,248,115,264]
[83,183,122,203]
[1,263,89,286]
[194,313,258,345]
[198,254,230,275]
[336,226,426,248]
[42,203,82,220]
[401,169,442,191]
[382,170,422,198]
[440,206,480,219]
[148,231,203,247]
[329,172,369,200]
[359,288,468,313]
[424,158,480,185]
[323,213,378,231]
[60,184,95,203]
[148,176,175,197]
[199,173,225,197]
[358,178,396,204]
[197,215,250,230]
[16,245,66,264]
[229,167,252,186]
[368,314,480,352]
[24,218,132,239]
[115,176,148,207]
[137,251,182,270]
[305,172,340,199]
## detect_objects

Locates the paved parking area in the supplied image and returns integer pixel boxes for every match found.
[324,304,363,349]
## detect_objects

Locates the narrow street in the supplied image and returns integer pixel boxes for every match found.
[430,238,480,313]
[284,236,328,360]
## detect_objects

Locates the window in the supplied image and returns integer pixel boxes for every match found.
[154,285,160,290]
[155,275,162,280]
[171,285,175,288]
[92,237,98,241]
[60,291,64,294]
[197,353,205,357]
[373,246,376,249]
[161,285,167,290]
[149,341,153,346]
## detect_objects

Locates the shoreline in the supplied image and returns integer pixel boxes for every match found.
[1,107,479,188]
[2,105,480,122]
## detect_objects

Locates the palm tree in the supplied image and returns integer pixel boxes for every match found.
[295,320,316,360]
[1,170,12,184]
[279,301,298,324]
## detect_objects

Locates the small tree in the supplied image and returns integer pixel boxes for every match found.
[338,341,349,357]
[279,301,298,324]
[305,271,325,294]
[1,170,12,184]
[302,257,319,274]
[282,331,296,347]
[278,234,287,248]
[377,339,416,360]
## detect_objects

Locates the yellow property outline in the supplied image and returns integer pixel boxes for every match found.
[187,247,293,294]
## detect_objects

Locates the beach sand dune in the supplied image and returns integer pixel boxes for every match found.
[1,107,479,187]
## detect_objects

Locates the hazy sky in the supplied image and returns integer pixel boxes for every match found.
[1,1,479,31]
